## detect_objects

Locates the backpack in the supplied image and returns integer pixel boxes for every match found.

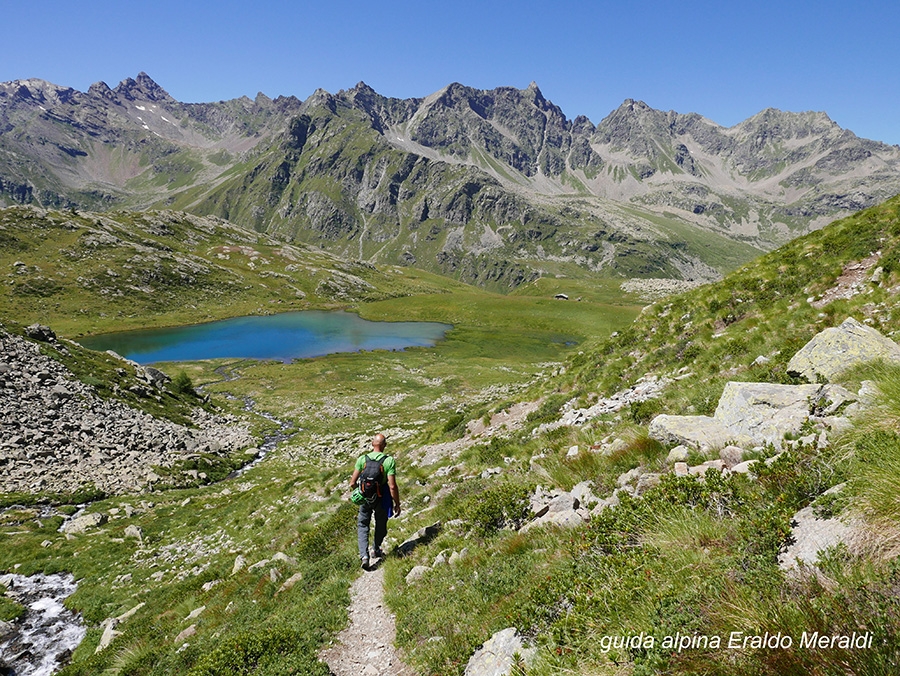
[358,453,386,504]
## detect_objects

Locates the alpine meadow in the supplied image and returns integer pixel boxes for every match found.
[1,72,900,676]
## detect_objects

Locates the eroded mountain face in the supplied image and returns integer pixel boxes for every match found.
[2,73,898,288]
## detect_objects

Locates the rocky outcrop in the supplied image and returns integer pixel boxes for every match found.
[650,381,857,452]
[521,484,593,533]
[463,627,536,676]
[787,317,900,381]
[779,485,856,571]
[534,375,669,435]
[648,415,733,452]
[0,328,253,496]
[650,318,900,453]
[714,382,831,448]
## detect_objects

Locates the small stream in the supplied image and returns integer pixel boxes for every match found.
[209,364,300,477]
[0,366,297,674]
[0,573,85,676]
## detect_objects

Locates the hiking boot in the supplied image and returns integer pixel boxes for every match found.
[373,547,385,559]
[361,557,370,570]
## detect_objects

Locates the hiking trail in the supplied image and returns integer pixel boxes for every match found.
[320,565,415,676]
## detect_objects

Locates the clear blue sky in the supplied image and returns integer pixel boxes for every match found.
[5,0,899,144]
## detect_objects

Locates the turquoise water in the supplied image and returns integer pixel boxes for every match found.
[78,311,451,364]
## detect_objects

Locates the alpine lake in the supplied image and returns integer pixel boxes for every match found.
[77,310,452,364]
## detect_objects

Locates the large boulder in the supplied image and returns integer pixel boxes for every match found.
[787,317,900,382]
[62,512,108,534]
[714,382,824,449]
[648,415,734,452]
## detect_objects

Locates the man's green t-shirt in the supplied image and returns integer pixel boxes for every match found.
[355,452,396,483]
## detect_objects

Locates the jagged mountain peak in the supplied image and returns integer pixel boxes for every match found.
[349,81,378,95]
[113,72,173,103]
[87,80,114,100]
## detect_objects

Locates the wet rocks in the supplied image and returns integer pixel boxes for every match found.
[0,573,85,674]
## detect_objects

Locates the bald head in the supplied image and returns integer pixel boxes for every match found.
[372,433,386,450]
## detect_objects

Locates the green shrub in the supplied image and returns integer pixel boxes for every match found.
[171,370,196,395]
[464,481,533,535]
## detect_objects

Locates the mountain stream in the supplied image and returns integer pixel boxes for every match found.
[0,368,296,674]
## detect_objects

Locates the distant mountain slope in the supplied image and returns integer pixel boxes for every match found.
[2,73,898,288]
[0,205,460,336]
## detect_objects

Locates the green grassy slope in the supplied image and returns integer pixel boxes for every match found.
[0,205,470,336]
[383,194,900,675]
[4,196,900,674]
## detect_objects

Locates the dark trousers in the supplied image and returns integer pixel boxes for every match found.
[357,500,387,560]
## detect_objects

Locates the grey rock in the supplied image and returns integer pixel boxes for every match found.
[714,382,822,449]
[570,480,598,507]
[547,493,579,513]
[787,317,900,382]
[616,467,642,487]
[778,504,856,571]
[276,572,303,594]
[174,624,196,643]
[520,508,586,533]
[231,555,247,575]
[24,324,56,342]
[405,565,431,584]
[649,414,733,451]
[464,627,536,676]
[448,548,468,565]
[272,551,297,566]
[184,606,205,621]
[730,459,759,475]
[634,472,662,495]
[666,445,690,463]
[95,621,122,653]
[719,445,745,468]
[63,512,107,534]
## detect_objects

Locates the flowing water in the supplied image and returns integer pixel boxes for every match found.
[0,573,85,676]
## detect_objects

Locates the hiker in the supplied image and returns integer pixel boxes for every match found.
[349,433,401,569]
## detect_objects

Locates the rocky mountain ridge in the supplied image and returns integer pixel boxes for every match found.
[2,73,900,288]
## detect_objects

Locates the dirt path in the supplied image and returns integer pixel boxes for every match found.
[320,565,416,676]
